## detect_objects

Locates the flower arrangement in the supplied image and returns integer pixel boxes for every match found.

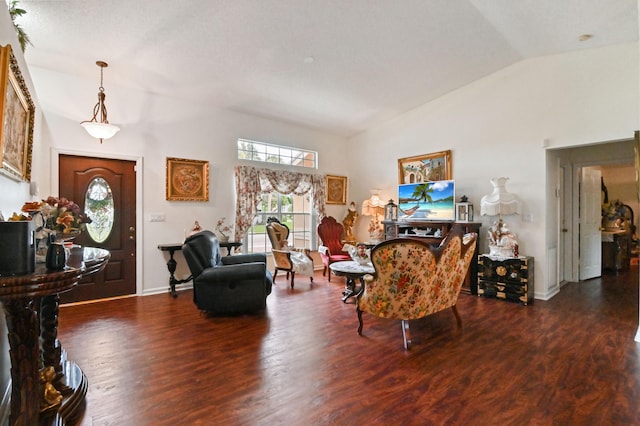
[215,217,233,241]
[602,199,624,220]
[17,196,92,236]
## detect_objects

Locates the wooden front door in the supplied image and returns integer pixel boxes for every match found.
[58,154,136,303]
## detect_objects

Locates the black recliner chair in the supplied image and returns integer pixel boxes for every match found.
[182,230,273,315]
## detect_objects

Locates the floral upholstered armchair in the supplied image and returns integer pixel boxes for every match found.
[266,217,314,288]
[356,224,477,350]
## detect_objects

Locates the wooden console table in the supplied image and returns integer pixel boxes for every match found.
[158,241,243,297]
[0,246,110,426]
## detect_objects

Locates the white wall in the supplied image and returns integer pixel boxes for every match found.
[0,25,43,213]
[29,65,350,295]
[347,43,639,300]
[0,5,44,411]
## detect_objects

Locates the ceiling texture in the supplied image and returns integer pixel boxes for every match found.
[16,0,640,137]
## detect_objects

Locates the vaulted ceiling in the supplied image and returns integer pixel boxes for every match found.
[16,0,639,137]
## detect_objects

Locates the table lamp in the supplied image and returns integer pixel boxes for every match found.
[480,177,521,257]
[361,190,385,243]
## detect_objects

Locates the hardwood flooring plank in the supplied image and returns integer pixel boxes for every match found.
[57,267,640,425]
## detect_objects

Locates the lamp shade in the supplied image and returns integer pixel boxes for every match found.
[480,177,521,216]
[361,190,385,216]
[81,122,120,140]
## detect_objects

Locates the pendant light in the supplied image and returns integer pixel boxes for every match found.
[80,61,120,143]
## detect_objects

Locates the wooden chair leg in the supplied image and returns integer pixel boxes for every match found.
[401,320,411,350]
[273,269,278,282]
[451,305,462,328]
[290,271,295,289]
[357,308,364,335]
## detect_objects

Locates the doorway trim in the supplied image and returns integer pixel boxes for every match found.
[50,147,143,297]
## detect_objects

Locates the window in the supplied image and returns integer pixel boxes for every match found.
[245,192,315,254]
[237,138,317,169]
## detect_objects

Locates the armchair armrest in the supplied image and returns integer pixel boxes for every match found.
[221,253,266,266]
[290,246,312,260]
[318,245,329,256]
[199,262,267,283]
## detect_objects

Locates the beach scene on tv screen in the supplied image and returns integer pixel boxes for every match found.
[398,180,455,220]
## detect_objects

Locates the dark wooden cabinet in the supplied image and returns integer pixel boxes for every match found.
[602,231,631,272]
[382,220,481,294]
[477,255,534,305]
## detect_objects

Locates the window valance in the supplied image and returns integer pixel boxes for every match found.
[234,165,326,239]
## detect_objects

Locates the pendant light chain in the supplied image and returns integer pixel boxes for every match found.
[80,60,120,143]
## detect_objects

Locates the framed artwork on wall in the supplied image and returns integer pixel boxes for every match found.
[398,150,452,184]
[166,157,209,201]
[326,174,347,205]
[0,44,34,182]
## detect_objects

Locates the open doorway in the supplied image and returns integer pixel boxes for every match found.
[553,138,636,286]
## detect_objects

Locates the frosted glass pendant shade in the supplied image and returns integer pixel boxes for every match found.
[80,61,119,143]
[81,121,120,140]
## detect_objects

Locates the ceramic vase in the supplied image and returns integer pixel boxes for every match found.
[45,242,66,271]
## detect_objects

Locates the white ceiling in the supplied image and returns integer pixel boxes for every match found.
[16,0,639,137]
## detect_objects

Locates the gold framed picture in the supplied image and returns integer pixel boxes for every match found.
[326,175,347,205]
[0,44,34,182]
[166,157,209,201]
[398,150,452,184]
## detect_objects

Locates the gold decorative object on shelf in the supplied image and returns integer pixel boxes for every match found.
[342,201,358,245]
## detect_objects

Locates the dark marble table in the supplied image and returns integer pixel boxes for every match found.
[329,260,375,303]
[0,246,110,426]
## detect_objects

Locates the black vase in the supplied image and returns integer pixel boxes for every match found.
[45,242,66,271]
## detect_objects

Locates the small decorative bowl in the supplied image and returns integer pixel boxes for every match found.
[412,228,429,236]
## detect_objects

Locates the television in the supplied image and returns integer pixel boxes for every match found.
[397,180,455,221]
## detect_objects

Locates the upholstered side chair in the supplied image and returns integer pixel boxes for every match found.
[182,230,273,315]
[356,225,477,349]
[317,216,351,282]
[265,217,314,288]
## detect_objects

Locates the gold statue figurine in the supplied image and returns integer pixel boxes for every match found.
[40,366,63,412]
[342,201,358,245]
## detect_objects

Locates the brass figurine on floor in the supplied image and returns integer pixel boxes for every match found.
[342,202,358,245]
[40,366,62,412]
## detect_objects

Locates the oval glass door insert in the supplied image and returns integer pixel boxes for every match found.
[84,177,114,243]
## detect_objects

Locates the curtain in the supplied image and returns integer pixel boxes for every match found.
[234,165,326,240]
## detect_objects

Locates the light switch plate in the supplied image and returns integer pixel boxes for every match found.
[149,213,166,222]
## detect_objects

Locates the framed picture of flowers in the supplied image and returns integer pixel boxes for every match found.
[0,44,35,182]
[166,157,209,201]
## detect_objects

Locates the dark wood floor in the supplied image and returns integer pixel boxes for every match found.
[58,265,640,425]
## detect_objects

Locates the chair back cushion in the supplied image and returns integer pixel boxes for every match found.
[359,225,477,320]
[317,216,345,255]
[182,230,222,278]
[266,217,290,250]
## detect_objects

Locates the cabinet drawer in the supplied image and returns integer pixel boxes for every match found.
[478,257,530,284]
[478,280,532,305]
[478,279,528,295]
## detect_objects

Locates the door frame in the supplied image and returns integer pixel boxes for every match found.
[51,148,144,296]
